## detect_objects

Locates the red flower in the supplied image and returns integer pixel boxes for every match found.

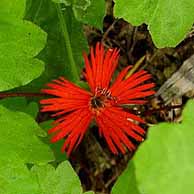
[40,43,155,156]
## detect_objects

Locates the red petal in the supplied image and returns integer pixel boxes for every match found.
[84,43,120,92]
[83,52,94,90]
[95,106,145,154]
[50,108,92,156]
[40,77,91,114]
[110,66,132,92]
[110,69,155,105]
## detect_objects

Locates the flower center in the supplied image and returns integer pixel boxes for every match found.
[90,96,105,108]
[90,87,116,109]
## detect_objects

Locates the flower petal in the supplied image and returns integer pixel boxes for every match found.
[40,42,155,156]
[95,107,145,154]
[83,43,120,92]
[110,69,155,105]
[40,77,91,114]
[50,108,92,156]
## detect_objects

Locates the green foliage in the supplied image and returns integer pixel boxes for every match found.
[111,162,140,194]
[0,97,38,118]
[0,105,92,193]
[0,105,55,194]
[23,0,88,90]
[0,0,95,192]
[0,105,54,164]
[31,161,82,194]
[40,120,67,162]
[114,0,194,47]
[0,150,41,194]
[52,0,105,28]
[112,100,194,194]
[1,0,194,193]
[52,0,72,6]
[0,0,46,91]
[0,154,93,194]
[72,0,105,28]
[0,0,26,19]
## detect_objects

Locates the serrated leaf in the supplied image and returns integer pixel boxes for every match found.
[31,161,82,194]
[131,100,194,194]
[0,0,46,91]
[114,0,194,47]
[73,0,105,28]
[0,105,54,164]
[0,150,41,194]
[111,162,140,194]
[0,97,38,118]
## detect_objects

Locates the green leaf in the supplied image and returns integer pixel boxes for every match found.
[31,161,82,194]
[114,0,194,47]
[73,0,105,28]
[40,120,67,162]
[0,0,26,19]
[0,105,54,164]
[111,162,140,194]
[0,0,46,91]
[0,150,41,194]
[132,100,194,194]
[51,0,105,28]
[83,192,95,194]
[23,0,88,91]
[0,97,38,118]
[23,101,39,118]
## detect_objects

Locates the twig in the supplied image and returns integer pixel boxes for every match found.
[0,92,48,99]
[125,55,146,78]
[144,104,183,116]
[102,19,118,41]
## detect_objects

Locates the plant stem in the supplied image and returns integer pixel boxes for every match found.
[33,0,44,23]
[56,4,79,82]
[0,92,48,99]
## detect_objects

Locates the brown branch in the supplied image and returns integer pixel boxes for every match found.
[0,92,48,99]
[144,105,183,116]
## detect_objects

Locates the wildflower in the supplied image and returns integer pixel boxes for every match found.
[40,43,155,156]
